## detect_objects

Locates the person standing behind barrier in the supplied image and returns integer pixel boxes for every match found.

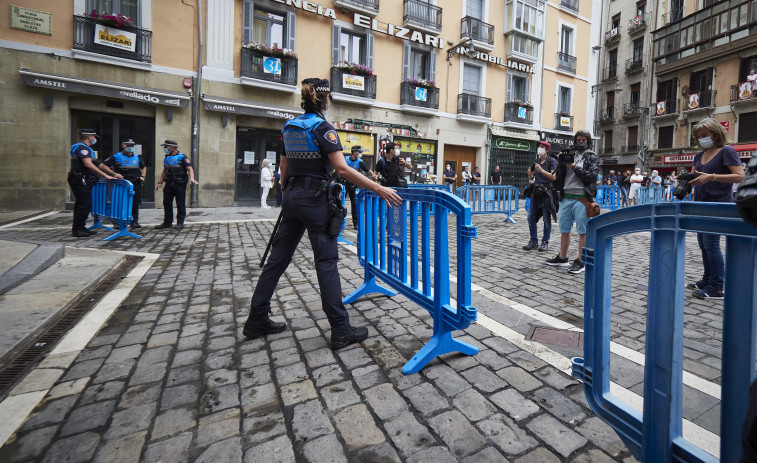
[545,130,599,274]
[686,118,744,299]
[154,140,198,230]
[344,145,373,228]
[628,168,643,205]
[103,138,146,229]
[605,170,617,186]
[68,128,118,237]
[375,143,406,187]
[461,166,472,185]
[490,165,503,185]
[260,159,273,209]
[524,140,557,253]
[443,164,456,187]
[472,167,481,185]
[243,78,402,349]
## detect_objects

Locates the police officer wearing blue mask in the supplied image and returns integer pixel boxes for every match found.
[154,140,197,230]
[243,77,403,350]
[344,145,373,229]
[68,128,118,237]
[103,138,147,229]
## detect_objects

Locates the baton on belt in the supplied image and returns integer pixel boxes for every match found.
[260,210,284,268]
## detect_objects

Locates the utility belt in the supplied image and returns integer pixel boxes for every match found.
[288,174,345,237]
[285,175,327,191]
[68,171,97,186]
[164,177,187,186]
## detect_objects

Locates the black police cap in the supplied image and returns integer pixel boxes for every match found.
[301,78,330,93]
[160,140,178,147]
[79,128,98,136]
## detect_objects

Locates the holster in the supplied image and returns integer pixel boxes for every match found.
[326,183,347,237]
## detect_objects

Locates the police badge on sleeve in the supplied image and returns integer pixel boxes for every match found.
[325,130,339,145]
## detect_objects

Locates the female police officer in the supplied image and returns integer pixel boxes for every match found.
[244,77,403,350]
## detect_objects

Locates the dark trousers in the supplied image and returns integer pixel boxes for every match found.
[527,202,552,244]
[162,181,187,224]
[346,183,358,228]
[68,175,93,232]
[129,180,142,222]
[697,233,724,292]
[246,186,350,332]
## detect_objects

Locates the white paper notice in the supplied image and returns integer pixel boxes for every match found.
[244,151,255,165]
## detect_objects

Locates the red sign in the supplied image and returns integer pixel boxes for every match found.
[720,121,730,132]
[663,145,755,164]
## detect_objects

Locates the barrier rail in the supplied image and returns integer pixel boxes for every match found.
[572,203,757,462]
[89,179,141,241]
[343,189,479,374]
[407,184,452,193]
[597,185,622,210]
[635,186,664,205]
[456,185,520,223]
[337,184,351,245]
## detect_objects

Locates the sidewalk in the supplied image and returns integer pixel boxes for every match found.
[0,206,724,462]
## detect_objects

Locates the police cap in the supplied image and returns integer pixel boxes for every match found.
[160,140,178,147]
[79,128,98,136]
[301,78,330,93]
[122,138,136,146]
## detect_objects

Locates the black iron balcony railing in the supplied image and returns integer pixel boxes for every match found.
[404,0,442,32]
[622,145,640,153]
[400,81,439,110]
[555,113,573,131]
[731,81,757,102]
[73,15,152,62]
[333,0,380,15]
[461,16,494,46]
[625,57,644,74]
[601,107,615,122]
[682,90,715,111]
[652,98,678,116]
[601,147,615,155]
[603,65,618,81]
[560,0,579,14]
[458,93,491,118]
[557,52,576,73]
[240,47,298,86]
[330,67,377,99]
[504,101,533,124]
[623,103,642,117]
[604,26,621,44]
[628,14,647,34]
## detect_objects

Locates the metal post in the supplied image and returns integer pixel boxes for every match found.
[190,0,203,208]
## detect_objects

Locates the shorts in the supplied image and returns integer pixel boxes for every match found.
[558,198,588,234]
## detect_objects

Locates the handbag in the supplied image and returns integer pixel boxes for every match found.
[578,197,601,218]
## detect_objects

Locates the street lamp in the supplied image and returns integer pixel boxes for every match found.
[446,38,477,62]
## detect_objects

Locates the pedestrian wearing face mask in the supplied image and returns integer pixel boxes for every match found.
[628,168,643,206]
[443,164,456,187]
[524,141,557,252]
[344,145,373,228]
[375,142,407,188]
[154,140,198,230]
[686,118,744,299]
[103,138,146,229]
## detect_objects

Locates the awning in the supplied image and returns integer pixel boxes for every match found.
[202,95,301,120]
[490,125,540,141]
[19,68,190,107]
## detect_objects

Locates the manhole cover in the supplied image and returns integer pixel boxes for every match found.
[525,325,583,348]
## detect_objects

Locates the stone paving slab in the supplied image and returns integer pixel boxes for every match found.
[0,207,732,462]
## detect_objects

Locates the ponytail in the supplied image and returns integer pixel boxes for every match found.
[300,81,329,113]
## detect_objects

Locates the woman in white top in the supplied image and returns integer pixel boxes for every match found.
[260,158,273,209]
[628,168,644,206]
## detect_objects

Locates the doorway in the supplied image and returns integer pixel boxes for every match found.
[235,127,284,205]
[443,144,477,190]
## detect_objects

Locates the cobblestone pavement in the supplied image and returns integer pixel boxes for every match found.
[0,206,729,462]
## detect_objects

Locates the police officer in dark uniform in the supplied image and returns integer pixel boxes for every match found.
[103,138,147,229]
[68,128,118,237]
[154,140,197,230]
[344,145,373,229]
[243,77,402,350]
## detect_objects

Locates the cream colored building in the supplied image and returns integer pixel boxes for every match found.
[1,0,600,211]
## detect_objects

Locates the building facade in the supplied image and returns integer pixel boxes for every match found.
[1,0,599,211]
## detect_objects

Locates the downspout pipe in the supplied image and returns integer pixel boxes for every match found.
[190,0,203,207]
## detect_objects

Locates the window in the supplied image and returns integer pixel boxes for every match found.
[507,34,540,59]
[467,0,484,20]
[463,64,482,95]
[628,126,638,147]
[738,111,757,142]
[507,73,530,102]
[630,83,641,105]
[561,26,573,54]
[611,13,620,29]
[738,56,757,83]
[604,130,613,150]
[340,30,365,64]
[606,91,615,110]
[609,49,618,77]
[690,67,713,105]
[243,2,295,49]
[505,0,546,38]
[88,0,139,25]
[658,125,674,148]
[636,0,646,17]
[657,78,677,102]
[403,42,436,82]
[558,86,572,113]
[632,38,643,63]
[670,0,683,22]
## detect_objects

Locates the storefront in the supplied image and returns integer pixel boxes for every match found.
[393,136,438,184]
[489,136,536,189]
[337,130,376,169]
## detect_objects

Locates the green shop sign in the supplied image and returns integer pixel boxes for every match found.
[493,138,533,151]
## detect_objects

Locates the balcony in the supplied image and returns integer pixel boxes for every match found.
[557,52,576,74]
[682,90,715,112]
[628,14,647,35]
[622,145,640,153]
[602,65,618,81]
[240,47,298,87]
[731,81,757,103]
[623,103,643,118]
[504,101,533,124]
[652,98,678,117]
[400,81,439,112]
[604,26,621,45]
[461,16,495,51]
[600,147,615,155]
[600,107,615,124]
[330,67,377,101]
[625,57,644,74]
[333,0,379,17]
[560,0,579,14]
[73,15,151,63]
[555,113,573,131]
[404,0,442,35]
[457,93,491,119]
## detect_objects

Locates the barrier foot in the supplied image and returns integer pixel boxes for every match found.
[503,215,516,224]
[103,221,142,241]
[88,217,115,232]
[402,330,479,375]
[342,276,396,304]
[337,235,353,245]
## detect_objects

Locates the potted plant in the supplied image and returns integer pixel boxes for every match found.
[84,10,137,29]
[511,99,533,108]
[246,42,297,59]
[336,62,374,77]
[407,78,437,89]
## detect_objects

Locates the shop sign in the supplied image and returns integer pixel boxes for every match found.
[263,57,281,75]
[494,138,533,151]
[394,138,437,156]
[559,116,571,127]
[337,131,374,155]
[9,6,52,35]
[414,87,427,102]
[664,149,754,164]
[94,24,136,52]
[342,74,365,91]
[203,95,299,119]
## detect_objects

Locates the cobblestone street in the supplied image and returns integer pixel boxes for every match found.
[0,207,727,462]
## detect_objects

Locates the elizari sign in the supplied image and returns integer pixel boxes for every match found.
[94,24,136,52]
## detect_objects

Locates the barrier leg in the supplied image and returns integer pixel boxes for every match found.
[88,214,115,232]
[402,323,479,374]
[342,272,396,304]
[103,219,142,241]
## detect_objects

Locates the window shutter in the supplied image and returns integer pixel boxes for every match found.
[243,1,253,45]
[506,74,513,102]
[367,32,374,69]
[402,41,411,81]
[287,11,296,51]
[428,50,436,82]
[566,88,573,114]
[332,25,341,65]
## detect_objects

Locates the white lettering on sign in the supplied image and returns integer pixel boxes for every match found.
[354,13,443,49]
[33,78,66,88]
[119,90,160,103]
[213,104,236,112]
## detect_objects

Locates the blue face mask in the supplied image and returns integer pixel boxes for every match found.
[90,137,97,146]
[125,147,134,153]
[163,147,170,154]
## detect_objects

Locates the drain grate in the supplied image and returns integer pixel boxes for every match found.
[525,325,583,349]
[0,255,143,397]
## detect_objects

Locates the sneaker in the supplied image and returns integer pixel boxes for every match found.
[568,259,585,274]
[522,242,538,251]
[692,288,724,299]
[330,326,369,350]
[686,280,706,291]
[538,242,549,252]
[545,254,570,267]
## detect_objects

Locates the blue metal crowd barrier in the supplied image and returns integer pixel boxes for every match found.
[407,183,452,193]
[572,202,757,462]
[343,189,479,374]
[456,185,520,223]
[89,179,141,241]
[596,185,622,210]
[635,186,664,205]
[337,183,351,245]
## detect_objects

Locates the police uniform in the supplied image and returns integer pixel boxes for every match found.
[345,146,371,228]
[68,129,100,236]
[245,109,351,334]
[158,140,192,228]
[103,139,145,227]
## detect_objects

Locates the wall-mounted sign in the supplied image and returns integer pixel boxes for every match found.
[342,74,365,91]
[202,95,299,119]
[414,87,427,102]
[263,57,281,75]
[720,120,730,133]
[9,6,52,35]
[94,24,136,52]
[559,116,571,127]
[494,137,533,151]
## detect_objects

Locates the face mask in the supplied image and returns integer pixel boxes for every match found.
[537,147,546,156]
[90,137,97,146]
[164,147,170,154]
[699,137,714,148]
[125,147,134,153]
[576,142,587,151]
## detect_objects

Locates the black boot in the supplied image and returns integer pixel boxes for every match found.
[243,315,286,339]
[330,326,369,350]
[154,222,172,229]
[72,229,91,238]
